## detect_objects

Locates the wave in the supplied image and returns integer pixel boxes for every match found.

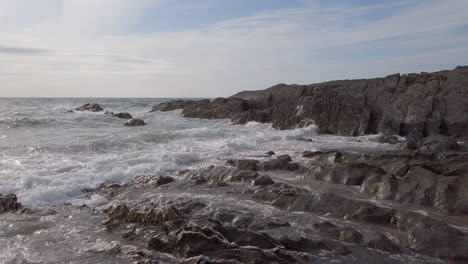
[0,117,56,128]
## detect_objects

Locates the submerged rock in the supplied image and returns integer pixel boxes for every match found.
[251,175,275,186]
[75,103,104,112]
[124,119,147,126]
[113,112,133,119]
[0,194,22,213]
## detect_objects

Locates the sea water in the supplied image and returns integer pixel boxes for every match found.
[0,97,394,206]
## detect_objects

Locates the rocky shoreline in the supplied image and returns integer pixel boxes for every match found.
[2,66,468,263]
[3,144,467,263]
[152,66,468,138]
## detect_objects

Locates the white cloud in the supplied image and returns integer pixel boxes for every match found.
[0,0,467,97]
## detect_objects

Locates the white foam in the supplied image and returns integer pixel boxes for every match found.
[0,98,396,206]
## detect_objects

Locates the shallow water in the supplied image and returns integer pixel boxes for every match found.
[0,97,395,206]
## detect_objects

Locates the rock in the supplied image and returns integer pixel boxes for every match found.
[173,230,229,258]
[151,99,210,112]
[312,222,363,244]
[375,135,399,144]
[278,233,351,255]
[364,233,401,253]
[225,159,259,171]
[419,135,461,152]
[402,133,422,150]
[0,194,22,213]
[75,103,104,112]
[182,98,248,120]
[131,175,175,187]
[86,240,121,255]
[265,151,275,156]
[251,175,275,186]
[302,151,343,164]
[156,66,468,138]
[257,155,299,171]
[408,228,468,260]
[125,119,147,127]
[113,112,133,119]
[310,162,385,186]
[225,170,259,183]
[147,237,172,253]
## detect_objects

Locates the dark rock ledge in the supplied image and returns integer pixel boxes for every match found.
[151,66,468,138]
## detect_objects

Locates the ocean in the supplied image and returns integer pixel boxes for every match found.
[0,97,393,206]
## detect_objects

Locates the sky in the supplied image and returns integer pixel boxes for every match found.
[0,0,468,98]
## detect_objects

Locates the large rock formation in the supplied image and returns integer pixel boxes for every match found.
[152,66,468,138]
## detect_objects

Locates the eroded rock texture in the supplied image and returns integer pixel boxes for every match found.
[152,66,468,137]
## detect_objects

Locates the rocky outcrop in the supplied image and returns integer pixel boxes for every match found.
[150,99,210,112]
[113,112,133,119]
[0,194,22,213]
[75,103,104,112]
[152,66,468,138]
[302,150,468,215]
[124,119,147,127]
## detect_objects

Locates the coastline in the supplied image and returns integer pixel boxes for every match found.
[2,66,468,263]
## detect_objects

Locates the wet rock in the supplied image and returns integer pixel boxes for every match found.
[213,225,280,249]
[402,133,422,150]
[265,151,275,156]
[277,233,351,255]
[381,161,409,177]
[257,155,299,171]
[225,170,259,183]
[105,203,183,226]
[364,233,401,253]
[86,240,121,255]
[302,151,343,164]
[309,162,385,186]
[173,230,229,258]
[0,194,22,213]
[182,98,248,120]
[151,99,210,112]
[419,135,461,152]
[180,247,302,264]
[251,175,275,186]
[131,175,175,187]
[183,166,259,184]
[408,228,468,260]
[125,119,147,126]
[313,222,363,244]
[361,174,398,200]
[113,112,133,119]
[375,135,399,144]
[225,159,259,171]
[147,237,172,253]
[75,103,104,112]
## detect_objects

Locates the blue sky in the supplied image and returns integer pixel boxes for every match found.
[0,0,467,97]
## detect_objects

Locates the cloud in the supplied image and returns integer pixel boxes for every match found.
[0,45,49,55]
[0,0,467,97]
